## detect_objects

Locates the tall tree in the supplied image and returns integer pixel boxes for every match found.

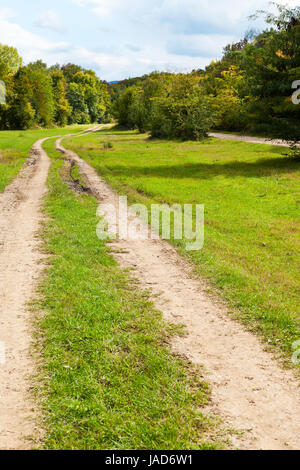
[0,44,22,79]
[240,3,300,142]
[18,61,54,127]
[51,71,71,126]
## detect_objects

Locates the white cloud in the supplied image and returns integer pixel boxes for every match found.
[156,0,268,35]
[0,17,70,63]
[0,16,132,80]
[71,0,120,11]
[72,0,300,32]
[167,34,234,58]
[1,0,299,81]
[34,10,66,34]
[91,0,122,17]
[0,7,15,20]
[68,0,300,79]
[73,45,129,68]
[72,0,161,22]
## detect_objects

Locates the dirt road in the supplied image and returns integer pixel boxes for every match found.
[56,134,300,450]
[0,137,54,449]
[0,127,299,450]
[0,127,105,449]
[209,132,300,147]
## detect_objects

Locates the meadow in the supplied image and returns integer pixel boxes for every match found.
[64,128,300,361]
[36,138,220,450]
[0,126,91,192]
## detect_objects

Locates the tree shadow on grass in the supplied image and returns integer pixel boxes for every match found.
[95,125,140,136]
[102,156,299,180]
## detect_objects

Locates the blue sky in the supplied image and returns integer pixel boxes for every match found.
[0,0,298,81]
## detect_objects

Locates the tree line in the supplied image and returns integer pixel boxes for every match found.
[0,3,299,149]
[0,51,110,129]
[110,4,300,146]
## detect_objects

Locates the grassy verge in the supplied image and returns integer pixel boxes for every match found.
[37,139,221,450]
[63,128,300,364]
[0,125,91,192]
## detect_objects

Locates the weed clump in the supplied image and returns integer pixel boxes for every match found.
[102,141,114,150]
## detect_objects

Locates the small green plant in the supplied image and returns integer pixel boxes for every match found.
[103,141,113,150]
[289,144,300,161]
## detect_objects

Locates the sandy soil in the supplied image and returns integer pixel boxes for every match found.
[57,135,300,450]
[0,137,55,449]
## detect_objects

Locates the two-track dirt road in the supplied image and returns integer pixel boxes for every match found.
[57,134,300,450]
[0,128,299,450]
[0,137,53,449]
[0,127,100,449]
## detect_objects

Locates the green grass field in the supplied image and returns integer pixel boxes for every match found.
[64,128,300,362]
[36,139,221,450]
[0,125,91,192]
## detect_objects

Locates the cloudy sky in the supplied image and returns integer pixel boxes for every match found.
[0,0,299,81]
